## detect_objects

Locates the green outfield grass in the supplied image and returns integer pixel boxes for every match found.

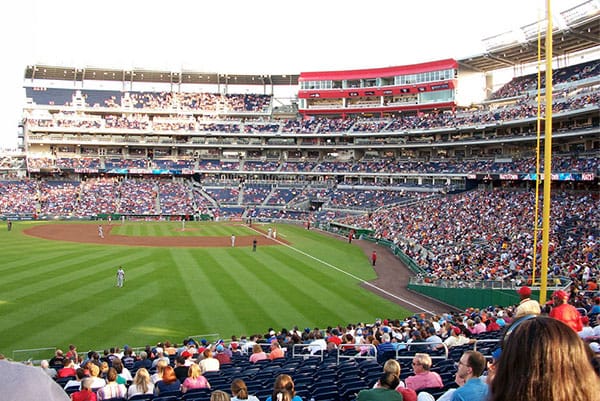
[0,220,410,359]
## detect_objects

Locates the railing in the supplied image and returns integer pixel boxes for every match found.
[336,344,378,364]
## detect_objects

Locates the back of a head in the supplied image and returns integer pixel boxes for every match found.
[106,367,118,382]
[490,316,600,401]
[231,378,249,400]
[382,359,401,376]
[80,377,93,390]
[211,389,231,401]
[378,371,400,390]
[273,374,295,398]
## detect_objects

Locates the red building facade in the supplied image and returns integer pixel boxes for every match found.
[298,59,458,117]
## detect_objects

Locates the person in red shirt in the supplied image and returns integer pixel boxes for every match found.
[71,378,97,401]
[58,359,77,378]
[371,251,377,266]
[549,290,582,332]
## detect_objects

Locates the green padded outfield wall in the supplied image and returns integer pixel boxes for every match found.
[407,283,539,311]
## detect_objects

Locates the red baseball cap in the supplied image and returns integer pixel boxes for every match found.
[517,286,531,296]
[552,290,568,300]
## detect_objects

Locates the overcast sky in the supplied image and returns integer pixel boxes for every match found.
[0,0,586,148]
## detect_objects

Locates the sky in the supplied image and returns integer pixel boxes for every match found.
[0,0,587,149]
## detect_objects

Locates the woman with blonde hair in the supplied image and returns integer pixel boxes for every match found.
[373,359,417,401]
[230,378,259,401]
[150,359,169,384]
[126,368,154,398]
[211,390,231,401]
[248,344,267,364]
[181,363,211,393]
[265,374,303,401]
[490,315,600,401]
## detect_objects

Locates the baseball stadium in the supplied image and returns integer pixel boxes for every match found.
[0,1,599,401]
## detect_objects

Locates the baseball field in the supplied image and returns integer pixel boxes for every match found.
[0,220,409,359]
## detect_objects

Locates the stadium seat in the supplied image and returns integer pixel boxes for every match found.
[127,395,153,401]
[181,388,212,401]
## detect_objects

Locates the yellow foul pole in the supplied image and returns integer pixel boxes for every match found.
[540,0,553,305]
[531,7,543,286]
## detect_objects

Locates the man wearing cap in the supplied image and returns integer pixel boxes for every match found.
[425,327,443,350]
[514,286,541,318]
[215,344,232,365]
[549,290,582,332]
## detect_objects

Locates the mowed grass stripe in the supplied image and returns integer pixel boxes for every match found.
[266,246,392,318]
[263,247,375,324]
[13,280,163,350]
[227,247,349,326]
[0,222,410,354]
[0,250,164,346]
[0,248,166,346]
[199,251,286,334]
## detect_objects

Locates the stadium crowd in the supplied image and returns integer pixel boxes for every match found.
[340,189,599,286]
[3,282,599,401]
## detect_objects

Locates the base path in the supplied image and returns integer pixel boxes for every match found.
[24,224,287,248]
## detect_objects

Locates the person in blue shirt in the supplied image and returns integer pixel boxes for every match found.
[451,350,488,401]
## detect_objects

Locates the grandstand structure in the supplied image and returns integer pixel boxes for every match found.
[0,4,599,400]
[0,1,598,225]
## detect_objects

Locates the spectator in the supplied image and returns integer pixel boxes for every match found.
[173,355,190,383]
[96,368,126,400]
[86,364,106,390]
[127,368,154,399]
[215,344,232,365]
[249,344,268,364]
[154,365,181,396]
[549,290,583,332]
[212,390,232,401]
[405,353,443,391]
[151,359,169,384]
[111,358,131,384]
[578,316,594,340]
[199,349,220,372]
[63,368,87,392]
[452,350,488,401]
[373,359,417,401]
[121,348,135,371]
[65,344,78,363]
[265,374,303,401]
[57,358,77,378]
[514,286,541,318]
[132,351,152,372]
[356,372,403,401]
[40,359,57,379]
[442,326,473,349]
[424,327,443,350]
[490,315,599,401]
[231,378,260,401]
[181,363,210,393]
[49,349,66,369]
[151,350,170,368]
[269,341,285,361]
[70,377,96,401]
